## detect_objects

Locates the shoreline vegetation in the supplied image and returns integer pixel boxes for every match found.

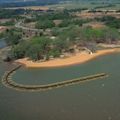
[16,48,120,68]
[0,7,120,66]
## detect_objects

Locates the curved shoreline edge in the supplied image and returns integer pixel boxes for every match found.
[2,65,108,92]
[16,48,120,68]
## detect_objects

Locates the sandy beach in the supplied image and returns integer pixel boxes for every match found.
[16,48,120,68]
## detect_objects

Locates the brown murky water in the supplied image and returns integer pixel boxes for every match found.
[0,53,120,120]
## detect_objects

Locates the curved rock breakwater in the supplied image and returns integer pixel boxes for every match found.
[2,65,108,92]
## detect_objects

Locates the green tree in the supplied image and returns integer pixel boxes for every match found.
[26,37,51,60]
[35,20,55,29]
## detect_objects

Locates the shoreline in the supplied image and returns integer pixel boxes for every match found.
[16,48,120,68]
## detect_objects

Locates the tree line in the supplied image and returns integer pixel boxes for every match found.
[11,26,120,61]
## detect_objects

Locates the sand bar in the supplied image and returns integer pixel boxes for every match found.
[16,48,120,68]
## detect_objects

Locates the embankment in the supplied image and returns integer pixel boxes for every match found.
[2,65,108,92]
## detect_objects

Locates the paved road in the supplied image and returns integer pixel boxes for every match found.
[15,21,43,32]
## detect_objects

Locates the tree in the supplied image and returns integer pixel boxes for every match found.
[54,38,69,52]
[11,44,26,59]
[2,28,22,45]
[96,16,120,29]
[26,44,42,60]
[35,20,55,29]
[25,37,51,60]
[58,19,71,27]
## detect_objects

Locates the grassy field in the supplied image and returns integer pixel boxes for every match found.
[6,6,49,11]
[6,3,93,10]
[49,3,120,10]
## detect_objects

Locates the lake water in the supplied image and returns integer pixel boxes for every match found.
[0,39,7,49]
[0,53,120,120]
